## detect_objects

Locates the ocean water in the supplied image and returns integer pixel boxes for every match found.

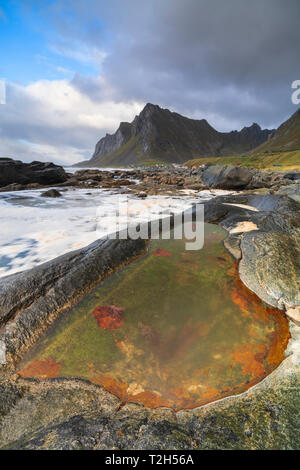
[0,181,227,278]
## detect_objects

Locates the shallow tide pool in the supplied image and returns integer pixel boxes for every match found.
[19,223,290,410]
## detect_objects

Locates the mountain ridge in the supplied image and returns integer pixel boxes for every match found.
[250,108,300,154]
[82,103,274,167]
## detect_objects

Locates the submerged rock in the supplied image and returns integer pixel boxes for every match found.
[93,305,124,329]
[41,189,62,198]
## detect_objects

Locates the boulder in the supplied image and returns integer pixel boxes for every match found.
[0,158,68,187]
[239,231,300,310]
[277,183,300,204]
[41,189,62,198]
[249,171,287,189]
[202,165,253,189]
[284,172,300,181]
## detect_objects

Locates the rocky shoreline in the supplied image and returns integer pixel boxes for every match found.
[1,157,299,198]
[0,161,299,449]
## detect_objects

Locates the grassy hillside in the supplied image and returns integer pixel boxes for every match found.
[252,108,300,154]
[185,149,300,172]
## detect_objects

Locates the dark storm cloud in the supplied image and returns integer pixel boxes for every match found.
[63,0,300,129]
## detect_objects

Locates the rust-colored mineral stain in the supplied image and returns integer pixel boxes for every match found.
[169,384,221,409]
[18,358,61,379]
[232,344,267,377]
[93,305,124,329]
[152,249,171,257]
[129,390,170,408]
[90,369,129,402]
[90,367,171,408]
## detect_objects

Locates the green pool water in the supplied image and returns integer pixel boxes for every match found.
[19,223,290,410]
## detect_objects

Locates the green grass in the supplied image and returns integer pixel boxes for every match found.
[185,149,300,172]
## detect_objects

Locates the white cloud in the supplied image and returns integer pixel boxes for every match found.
[0,77,144,165]
[0,137,87,166]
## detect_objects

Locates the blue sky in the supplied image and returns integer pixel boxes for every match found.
[0,1,104,83]
[0,0,299,164]
[0,0,138,165]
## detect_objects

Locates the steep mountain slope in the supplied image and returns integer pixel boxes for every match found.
[85,103,273,167]
[252,108,300,153]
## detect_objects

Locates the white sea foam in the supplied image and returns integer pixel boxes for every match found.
[64,166,133,174]
[0,184,223,278]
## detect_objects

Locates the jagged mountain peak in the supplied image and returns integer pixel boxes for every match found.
[87,103,274,167]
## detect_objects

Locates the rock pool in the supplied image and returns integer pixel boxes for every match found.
[18,223,290,410]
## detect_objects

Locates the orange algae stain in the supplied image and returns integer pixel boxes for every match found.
[18,358,62,379]
[90,367,169,408]
[90,369,129,403]
[226,260,239,278]
[232,263,280,322]
[190,385,220,405]
[169,383,221,409]
[152,249,171,257]
[265,312,290,367]
[128,390,170,408]
[93,305,124,329]
[231,344,267,377]
[230,263,290,377]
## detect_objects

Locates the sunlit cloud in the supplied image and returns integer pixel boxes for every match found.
[0,78,143,164]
